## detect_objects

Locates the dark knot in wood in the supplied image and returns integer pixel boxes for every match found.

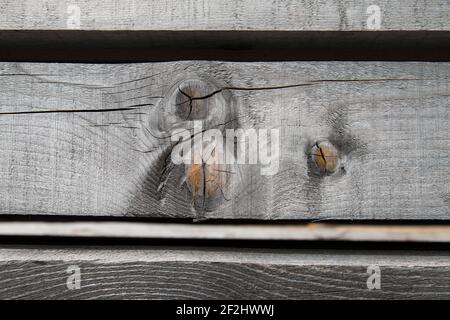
[152,77,237,215]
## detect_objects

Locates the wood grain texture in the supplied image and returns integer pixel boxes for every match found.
[0,61,449,220]
[0,0,449,31]
[1,222,450,242]
[0,246,448,299]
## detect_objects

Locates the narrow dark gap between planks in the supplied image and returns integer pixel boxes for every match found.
[0,31,450,62]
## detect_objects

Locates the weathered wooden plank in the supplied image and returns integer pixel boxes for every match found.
[0,0,448,31]
[1,222,450,242]
[0,61,449,220]
[0,246,448,299]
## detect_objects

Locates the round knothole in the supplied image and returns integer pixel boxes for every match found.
[152,77,230,135]
[174,79,213,120]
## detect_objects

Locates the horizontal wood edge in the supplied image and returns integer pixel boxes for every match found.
[0,245,449,265]
[0,222,449,242]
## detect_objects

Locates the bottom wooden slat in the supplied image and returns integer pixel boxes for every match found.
[0,246,448,299]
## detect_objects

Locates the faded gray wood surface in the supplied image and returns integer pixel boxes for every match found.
[0,0,449,31]
[0,246,448,299]
[0,61,449,220]
[1,222,450,242]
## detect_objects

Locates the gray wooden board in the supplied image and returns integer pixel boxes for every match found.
[0,61,449,220]
[0,0,449,31]
[0,246,449,299]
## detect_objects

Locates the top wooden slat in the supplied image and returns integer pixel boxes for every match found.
[0,0,449,31]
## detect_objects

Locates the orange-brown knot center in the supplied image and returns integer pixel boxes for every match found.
[311,141,339,173]
[185,144,230,206]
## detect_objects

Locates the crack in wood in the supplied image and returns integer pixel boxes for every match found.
[0,107,139,116]
[173,78,424,105]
